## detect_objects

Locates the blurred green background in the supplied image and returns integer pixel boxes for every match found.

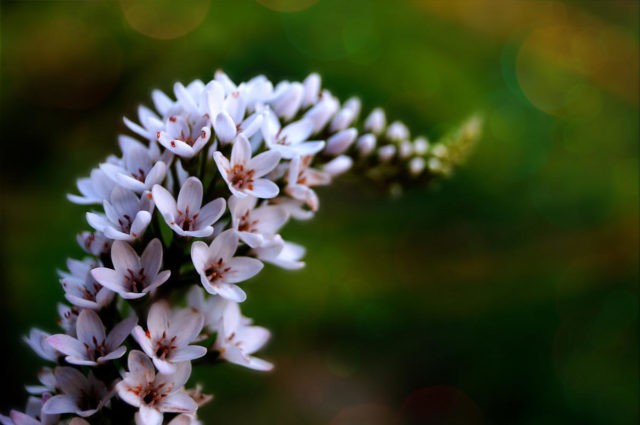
[1,1,638,424]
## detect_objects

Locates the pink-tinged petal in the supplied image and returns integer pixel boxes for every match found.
[110,241,139,272]
[161,138,195,158]
[166,414,193,425]
[214,111,237,144]
[239,112,263,138]
[91,268,123,293]
[42,395,79,415]
[238,326,270,354]
[76,309,106,347]
[116,381,142,408]
[53,367,86,398]
[206,81,225,116]
[151,184,177,218]
[177,177,203,213]
[209,230,239,263]
[137,405,163,425]
[325,128,357,155]
[85,212,110,232]
[172,313,204,347]
[145,162,167,188]
[103,227,134,241]
[130,210,152,239]
[106,315,137,349]
[171,345,207,362]
[252,206,288,235]
[120,291,148,300]
[132,327,154,357]
[157,392,198,414]
[230,134,251,165]
[225,257,263,284]
[212,152,233,191]
[197,198,226,228]
[210,282,246,303]
[174,82,198,113]
[46,335,85,359]
[115,173,146,192]
[180,227,213,238]
[190,241,210,272]
[224,90,246,123]
[191,127,211,154]
[127,350,156,384]
[237,231,264,248]
[152,358,176,375]
[65,295,100,310]
[98,345,126,363]
[246,179,279,199]
[64,356,98,366]
[290,141,325,157]
[246,356,275,371]
[141,239,163,277]
[157,361,192,389]
[147,270,171,292]
[248,150,280,177]
[147,302,169,340]
[281,119,313,144]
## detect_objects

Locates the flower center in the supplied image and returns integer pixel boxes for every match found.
[205,258,231,283]
[230,164,255,191]
[176,206,199,231]
[118,214,134,233]
[237,211,258,233]
[154,334,178,360]
[125,268,146,293]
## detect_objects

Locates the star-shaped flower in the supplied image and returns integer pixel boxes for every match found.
[285,155,331,212]
[42,367,111,418]
[91,239,170,299]
[47,309,136,366]
[213,134,281,199]
[228,195,288,248]
[117,350,197,425]
[152,177,225,238]
[86,186,154,241]
[261,111,324,159]
[191,230,263,302]
[100,136,170,192]
[67,168,116,205]
[58,258,114,310]
[213,301,273,371]
[132,301,206,374]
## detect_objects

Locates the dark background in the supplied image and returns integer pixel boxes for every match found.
[1,1,638,424]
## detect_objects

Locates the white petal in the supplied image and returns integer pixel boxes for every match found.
[157,392,198,414]
[225,257,263,284]
[197,198,226,228]
[230,134,251,166]
[248,150,280,177]
[46,334,85,359]
[130,211,152,239]
[137,405,163,425]
[213,111,237,144]
[171,345,207,362]
[246,179,279,199]
[76,309,106,347]
[190,241,210,272]
[106,315,137,349]
[140,238,164,278]
[42,395,79,415]
[281,119,313,145]
[151,184,177,217]
[177,177,203,213]
[110,241,140,273]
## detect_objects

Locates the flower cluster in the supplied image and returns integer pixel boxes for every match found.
[3,71,480,425]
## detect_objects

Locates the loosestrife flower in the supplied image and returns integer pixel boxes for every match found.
[6,71,479,424]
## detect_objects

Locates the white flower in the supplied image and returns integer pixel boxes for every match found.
[86,186,154,241]
[42,367,110,418]
[67,168,116,205]
[356,133,377,157]
[152,177,225,238]
[330,97,360,132]
[76,231,112,256]
[262,112,325,159]
[23,330,58,362]
[228,195,288,248]
[269,81,304,120]
[100,136,170,192]
[156,113,211,159]
[132,302,206,374]
[253,235,305,270]
[301,73,321,108]
[91,239,170,299]
[213,302,273,371]
[191,230,263,302]
[285,155,331,212]
[58,258,114,310]
[269,197,314,220]
[213,134,281,199]
[117,350,197,425]
[57,304,79,337]
[46,309,136,366]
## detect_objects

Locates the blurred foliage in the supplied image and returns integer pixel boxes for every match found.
[0,1,637,424]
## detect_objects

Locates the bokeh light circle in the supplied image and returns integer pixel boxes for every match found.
[119,0,211,40]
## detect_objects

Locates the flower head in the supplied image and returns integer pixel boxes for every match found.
[132,302,206,374]
[152,177,225,238]
[117,350,197,425]
[91,239,170,299]
[191,230,263,302]
[213,134,281,199]
[47,309,136,366]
